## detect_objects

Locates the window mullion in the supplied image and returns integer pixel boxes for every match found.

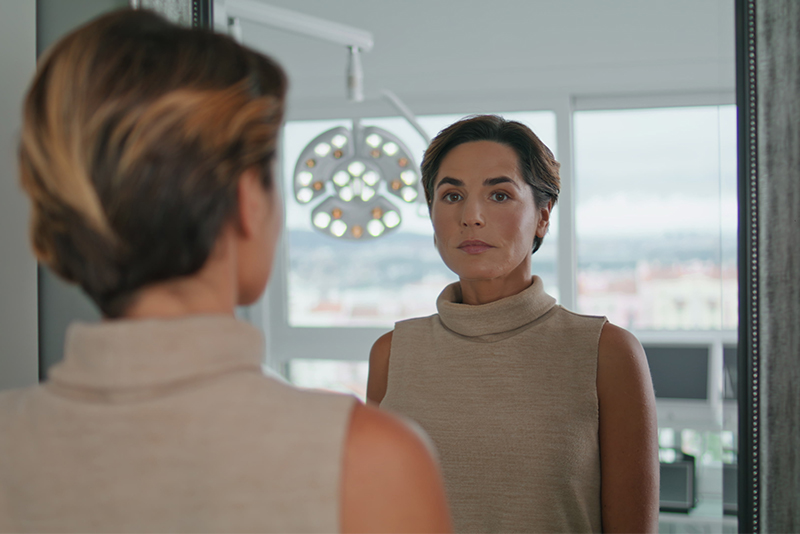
[555,97,577,310]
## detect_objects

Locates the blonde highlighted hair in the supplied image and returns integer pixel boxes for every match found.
[19,9,287,317]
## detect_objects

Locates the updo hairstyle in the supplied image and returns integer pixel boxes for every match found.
[18,9,287,317]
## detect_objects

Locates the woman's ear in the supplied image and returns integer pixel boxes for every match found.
[235,167,268,238]
[535,199,554,238]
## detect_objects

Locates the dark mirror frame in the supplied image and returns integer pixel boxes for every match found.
[736,0,758,531]
[191,0,211,28]
[737,0,800,529]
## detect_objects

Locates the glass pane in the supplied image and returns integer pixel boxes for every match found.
[283,111,557,328]
[574,106,737,331]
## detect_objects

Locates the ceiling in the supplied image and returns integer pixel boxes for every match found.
[216,0,735,119]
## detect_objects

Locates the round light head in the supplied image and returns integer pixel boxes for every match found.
[295,125,418,241]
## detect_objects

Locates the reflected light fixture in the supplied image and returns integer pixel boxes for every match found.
[213,1,429,241]
[294,124,423,241]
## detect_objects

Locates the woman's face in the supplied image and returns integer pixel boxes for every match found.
[431,140,550,285]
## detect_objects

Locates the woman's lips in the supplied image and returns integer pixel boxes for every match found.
[458,240,493,254]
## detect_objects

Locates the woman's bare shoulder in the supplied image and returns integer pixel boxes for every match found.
[366,331,393,404]
[598,322,648,375]
[341,402,451,533]
[370,331,393,362]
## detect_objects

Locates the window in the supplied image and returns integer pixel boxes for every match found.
[574,105,737,331]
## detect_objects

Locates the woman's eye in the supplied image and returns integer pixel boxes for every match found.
[491,192,509,202]
[443,192,462,202]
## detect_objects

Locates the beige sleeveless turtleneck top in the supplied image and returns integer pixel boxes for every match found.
[0,315,355,533]
[382,277,607,533]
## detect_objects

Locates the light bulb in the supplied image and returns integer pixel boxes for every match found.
[401,187,418,202]
[297,171,313,186]
[347,161,366,176]
[331,134,348,148]
[330,219,347,237]
[383,142,399,156]
[362,170,379,186]
[383,210,400,228]
[367,219,385,237]
[333,171,350,187]
[400,170,417,185]
[366,133,382,148]
[297,188,313,203]
[339,186,354,202]
[314,143,331,157]
[361,187,376,201]
[313,211,332,229]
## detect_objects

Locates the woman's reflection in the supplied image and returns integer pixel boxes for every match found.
[367,115,659,533]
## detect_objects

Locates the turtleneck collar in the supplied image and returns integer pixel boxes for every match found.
[436,276,557,338]
[48,314,264,393]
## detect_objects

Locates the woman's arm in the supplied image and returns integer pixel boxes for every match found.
[340,402,452,533]
[597,322,660,533]
[366,331,393,405]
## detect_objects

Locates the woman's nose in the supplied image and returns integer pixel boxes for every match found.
[461,200,485,227]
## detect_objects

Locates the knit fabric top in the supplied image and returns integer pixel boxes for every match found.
[0,315,355,533]
[382,277,606,533]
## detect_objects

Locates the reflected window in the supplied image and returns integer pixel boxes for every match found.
[574,105,737,331]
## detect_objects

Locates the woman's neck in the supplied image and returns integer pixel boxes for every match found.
[120,235,238,320]
[122,279,236,319]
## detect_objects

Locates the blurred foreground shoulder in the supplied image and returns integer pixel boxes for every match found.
[341,401,451,534]
[597,322,659,533]
[366,331,393,405]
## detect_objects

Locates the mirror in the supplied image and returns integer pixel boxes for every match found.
[213,0,750,531]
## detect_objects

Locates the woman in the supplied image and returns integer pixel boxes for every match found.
[0,10,451,533]
[368,115,659,533]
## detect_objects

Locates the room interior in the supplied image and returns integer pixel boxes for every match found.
[1,0,797,531]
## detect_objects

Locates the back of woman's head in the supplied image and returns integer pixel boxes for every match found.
[19,9,287,317]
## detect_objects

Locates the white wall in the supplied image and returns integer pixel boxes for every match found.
[0,0,38,390]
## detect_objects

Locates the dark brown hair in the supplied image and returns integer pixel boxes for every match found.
[420,115,560,253]
[19,9,287,317]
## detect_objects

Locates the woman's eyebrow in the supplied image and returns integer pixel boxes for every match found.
[435,177,464,189]
[484,176,519,188]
